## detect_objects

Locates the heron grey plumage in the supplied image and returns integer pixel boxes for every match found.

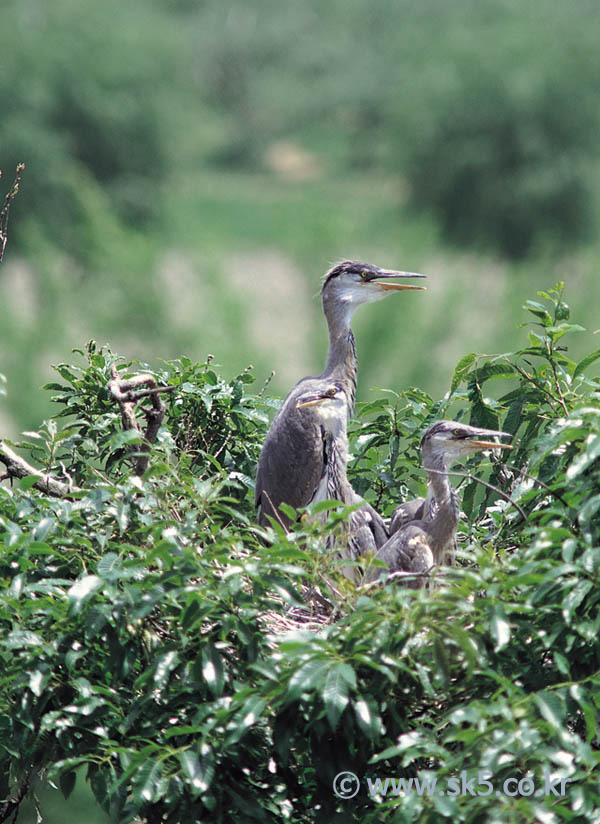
[295,382,388,577]
[371,421,512,585]
[255,261,425,528]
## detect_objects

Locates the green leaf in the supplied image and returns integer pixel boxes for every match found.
[489,604,511,651]
[133,759,164,804]
[97,552,121,580]
[566,435,600,480]
[287,658,330,701]
[201,645,225,696]
[19,475,41,491]
[59,771,76,799]
[323,663,352,729]
[534,691,565,727]
[108,429,143,450]
[574,348,600,378]
[354,697,380,739]
[450,353,476,394]
[67,575,103,613]
[179,749,214,797]
[523,300,552,325]
[153,650,180,690]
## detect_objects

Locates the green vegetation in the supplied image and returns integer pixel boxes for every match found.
[1,2,600,819]
[1,287,599,823]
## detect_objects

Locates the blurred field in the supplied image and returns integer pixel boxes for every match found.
[1,166,599,438]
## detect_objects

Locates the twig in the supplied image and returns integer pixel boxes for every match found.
[504,358,561,416]
[257,370,276,398]
[424,465,527,521]
[108,366,173,476]
[260,489,290,533]
[0,440,81,497]
[0,163,25,264]
[358,566,440,592]
[545,340,569,416]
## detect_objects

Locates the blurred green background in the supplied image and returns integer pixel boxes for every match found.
[1,1,600,820]
[2,0,600,442]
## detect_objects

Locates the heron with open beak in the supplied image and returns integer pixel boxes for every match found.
[255,260,426,528]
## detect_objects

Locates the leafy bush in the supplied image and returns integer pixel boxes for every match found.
[1,285,599,823]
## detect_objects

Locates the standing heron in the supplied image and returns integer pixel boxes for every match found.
[255,260,426,527]
[371,421,512,584]
[295,382,388,577]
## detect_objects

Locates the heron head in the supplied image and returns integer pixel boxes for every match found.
[295,382,347,429]
[420,420,512,463]
[321,260,426,310]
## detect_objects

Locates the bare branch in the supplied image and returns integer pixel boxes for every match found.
[108,366,173,475]
[0,162,25,264]
[0,440,80,497]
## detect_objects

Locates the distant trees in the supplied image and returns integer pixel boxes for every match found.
[2,0,599,261]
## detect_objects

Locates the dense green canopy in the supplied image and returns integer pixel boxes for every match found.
[1,287,599,822]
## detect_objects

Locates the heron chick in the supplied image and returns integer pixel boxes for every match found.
[295,382,388,578]
[371,421,512,585]
[255,261,426,528]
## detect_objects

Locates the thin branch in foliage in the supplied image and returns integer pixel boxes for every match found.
[0,439,81,497]
[260,489,290,533]
[257,370,276,398]
[425,465,527,521]
[0,162,25,264]
[504,358,561,416]
[357,566,439,593]
[511,466,571,510]
[545,339,570,416]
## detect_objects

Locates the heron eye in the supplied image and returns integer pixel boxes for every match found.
[453,428,464,437]
[361,270,369,280]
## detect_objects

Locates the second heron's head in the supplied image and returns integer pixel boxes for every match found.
[321,260,426,317]
[295,381,347,432]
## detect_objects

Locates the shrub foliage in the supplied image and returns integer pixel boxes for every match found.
[1,286,599,823]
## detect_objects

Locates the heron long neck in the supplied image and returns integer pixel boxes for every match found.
[321,299,358,414]
[423,449,459,564]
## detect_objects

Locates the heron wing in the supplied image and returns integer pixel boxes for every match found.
[348,499,388,551]
[373,521,434,580]
[255,382,326,528]
[389,497,426,535]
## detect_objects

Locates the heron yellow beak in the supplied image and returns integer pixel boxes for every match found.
[469,440,513,450]
[377,282,427,291]
[375,269,427,291]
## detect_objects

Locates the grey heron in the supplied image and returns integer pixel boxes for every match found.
[371,421,512,585]
[295,382,388,578]
[255,260,426,527]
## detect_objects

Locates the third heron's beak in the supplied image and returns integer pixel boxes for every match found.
[469,429,513,450]
[375,269,427,291]
[470,440,513,450]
